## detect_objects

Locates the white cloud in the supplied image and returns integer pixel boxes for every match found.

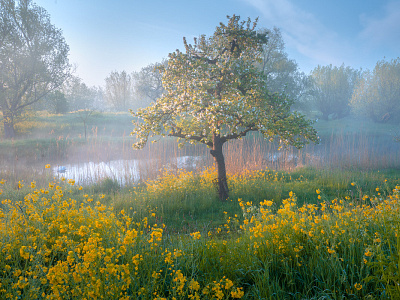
[358,1,400,50]
[242,0,356,71]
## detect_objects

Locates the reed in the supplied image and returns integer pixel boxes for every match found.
[1,112,400,189]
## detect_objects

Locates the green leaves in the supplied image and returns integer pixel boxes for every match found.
[311,64,361,120]
[131,15,318,151]
[350,58,400,123]
[0,0,71,138]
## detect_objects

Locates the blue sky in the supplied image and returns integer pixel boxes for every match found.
[34,0,400,87]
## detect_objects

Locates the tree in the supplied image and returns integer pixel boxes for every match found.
[311,64,360,120]
[0,0,71,138]
[76,109,95,140]
[351,58,400,123]
[132,61,166,109]
[44,90,68,114]
[131,15,319,201]
[63,76,96,111]
[0,0,12,48]
[259,27,313,111]
[104,70,133,111]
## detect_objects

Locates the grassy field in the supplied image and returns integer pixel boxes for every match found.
[1,112,400,299]
[1,167,400,299]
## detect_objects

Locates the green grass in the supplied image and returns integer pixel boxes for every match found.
[1,167,400,299]
[2,106,400,299]
[67,166,399,234]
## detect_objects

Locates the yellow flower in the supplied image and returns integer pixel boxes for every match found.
[261,200,273,206]
[351,182,355,186]
[365,249,373,257]
[327,247,336,254]
[19,246,30,260]
[190,231,201,240]
[224,278,234,290]
[189,279,200,291]
[354,283,362,291]
[231,287,244,298]
[316,189,321,194]
[45,164,51,169]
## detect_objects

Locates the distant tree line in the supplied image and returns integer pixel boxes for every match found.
[42,29,400,126]
[1,0,399,139]
[34,61,166,114]
[310,58,400,123]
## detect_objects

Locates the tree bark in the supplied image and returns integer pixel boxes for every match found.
[210,133,229,201]
[3,112,16,139]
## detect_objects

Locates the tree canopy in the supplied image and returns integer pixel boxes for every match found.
[351,58,400,123]
[0,0,71,138]
[132,61,165,109]
[131,15,318,200]
[63,76,99,111]
[260,27,313,111]
[311,64,360,120]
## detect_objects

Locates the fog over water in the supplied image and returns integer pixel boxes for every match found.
[52,156,203,186]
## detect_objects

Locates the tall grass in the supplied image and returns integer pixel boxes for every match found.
[2,108,400,299]
[1,170,399,299]
[1,113,400,188]
[2,128,400,189]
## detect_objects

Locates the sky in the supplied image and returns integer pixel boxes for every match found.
[34,0,400,87]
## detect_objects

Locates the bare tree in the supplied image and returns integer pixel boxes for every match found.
[104,70,133,111]
[132,61,166,109]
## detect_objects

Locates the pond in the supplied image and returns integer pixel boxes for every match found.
[51,156,204,186]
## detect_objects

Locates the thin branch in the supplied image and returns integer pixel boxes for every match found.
[168,127,213,147]
[221,125,256,143]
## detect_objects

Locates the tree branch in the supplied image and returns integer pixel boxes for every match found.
[168,127,213,147]
[221,125,256,143]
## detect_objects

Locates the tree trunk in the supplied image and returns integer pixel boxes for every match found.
[321,111,329,121]
[210,133,229,201]
[3,112,16,139]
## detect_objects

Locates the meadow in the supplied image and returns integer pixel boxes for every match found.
[1,112,400,299]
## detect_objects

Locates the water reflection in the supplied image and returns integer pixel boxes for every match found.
[52,156,202,186]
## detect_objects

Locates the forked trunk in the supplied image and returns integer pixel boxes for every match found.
[210,133,229,201]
